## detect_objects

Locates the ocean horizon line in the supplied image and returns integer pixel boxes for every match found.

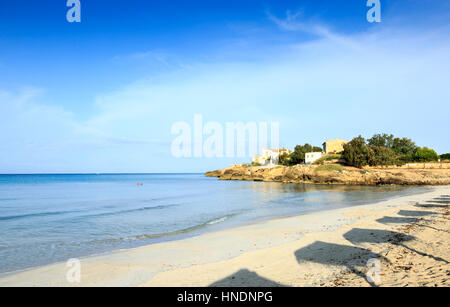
[0,172,204,176]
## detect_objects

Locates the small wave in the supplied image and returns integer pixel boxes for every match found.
[207,216,230,225]
[127,214,236,240]
[0,198,19,201]
[78,204,179,219]
[0,210,81,221]
[0,204,175,222]
[88,214,237,245]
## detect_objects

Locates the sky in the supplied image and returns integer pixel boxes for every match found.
[0,0,449,173]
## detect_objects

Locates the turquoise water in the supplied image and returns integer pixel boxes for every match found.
[0,174,428,274]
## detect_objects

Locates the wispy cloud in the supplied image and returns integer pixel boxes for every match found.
[113,50,170,65]
[266,9,362,49]
[111,50,194,72]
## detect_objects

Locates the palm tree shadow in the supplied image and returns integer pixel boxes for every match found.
[432,197,450,202]
[343,228,414,245]
[294,241,386,287]
[343,228,448,264]
[209,269,290,287]
[376,216,420,224]
[426,200,450,204]
[397,210,435,217]
[415,203,448,209]
[377,216,449,234]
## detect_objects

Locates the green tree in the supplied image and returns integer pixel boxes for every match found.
[288,143,323,165]
[440,153,450,160]
[312,146,323,152]
[342,136,369,168]
[368,133,394,148]
[414,148,439,162]
[289,145,306,165]
[367,146,399,166]
[279,152,291,166]
[344,133,438,167]
[392,137,417,153]
[392,137,418,163]
[367,134,418,164]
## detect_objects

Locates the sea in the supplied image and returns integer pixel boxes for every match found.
[0,173,429,274]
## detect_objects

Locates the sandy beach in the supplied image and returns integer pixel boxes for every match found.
[0,186,448,287]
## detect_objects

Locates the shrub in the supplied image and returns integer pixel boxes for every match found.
[313,154,342,165]
[414,147,439,162]
[392,137,418,163]
[440,153,450,160]
[368,133,394,148]
[279,152,291,166]
[314,164,344,172]
[368,134,417,164]
[284,143,323,166]
[366,146,400,166]
[342,136,369,168]
[325,154,342,161]
[341,133,439,167]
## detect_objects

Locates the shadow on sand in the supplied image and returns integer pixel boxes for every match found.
[377,215,449,234]
[397,210,435,217]
[416,203,448,209]
[343,228,414,245]
[294,241,386,287]
[209,269,289,287]
[376,216,420,225]
[210,196,449,287]
[343,228,448,264]
[426,200,450,204]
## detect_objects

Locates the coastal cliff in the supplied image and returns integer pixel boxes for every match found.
[205,164,450,186]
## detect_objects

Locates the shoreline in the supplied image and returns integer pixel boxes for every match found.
[0,182,428,277]
[0,186,448,286]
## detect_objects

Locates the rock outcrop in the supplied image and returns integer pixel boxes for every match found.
[205,165,450,186]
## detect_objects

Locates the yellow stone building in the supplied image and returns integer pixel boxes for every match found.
[322,138,348,154]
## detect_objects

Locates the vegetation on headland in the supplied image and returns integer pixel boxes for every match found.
[279,144,322,166]
[314,164,344,172]
[313,154,342,165]
[243,162,263,167]
[276,133,443,169]
[342,134,440,168]
[440,153,450,160]
[208,134,448,186]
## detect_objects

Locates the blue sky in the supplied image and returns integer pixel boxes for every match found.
[0,0,449,173]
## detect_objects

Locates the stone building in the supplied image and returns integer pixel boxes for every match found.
[322,138,348,154]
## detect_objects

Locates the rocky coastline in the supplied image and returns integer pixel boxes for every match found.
[205,164,450,186]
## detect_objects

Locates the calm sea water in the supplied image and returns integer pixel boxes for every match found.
[0,173,428,274]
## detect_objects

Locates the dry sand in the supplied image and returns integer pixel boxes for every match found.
[0,186,449,287]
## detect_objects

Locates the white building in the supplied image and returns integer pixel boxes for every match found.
[253,148,291,166]
[305,152,324,164]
